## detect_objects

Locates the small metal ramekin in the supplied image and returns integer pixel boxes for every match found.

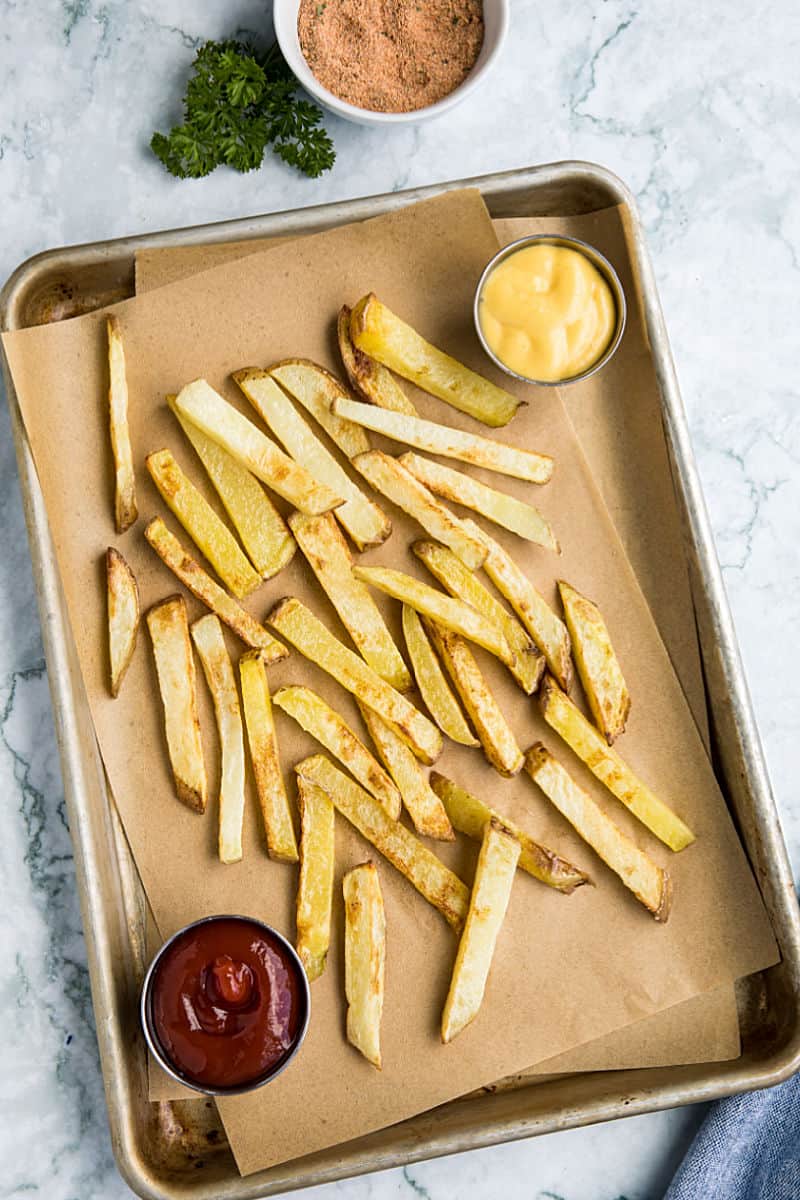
[474,233,627,387]
[140,914,311,1097]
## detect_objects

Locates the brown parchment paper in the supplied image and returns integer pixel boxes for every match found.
[2,191,777,1176]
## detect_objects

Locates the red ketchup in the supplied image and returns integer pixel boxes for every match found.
[150,917,305,1090]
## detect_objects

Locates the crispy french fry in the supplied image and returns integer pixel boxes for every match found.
[441,819,520,1043]
[144,518,288,661]
[539,675,695,852]
[358,703,454,841]
[107,547,139,697]
[338,305,418,416]
[344,862,386,1068]
[525,744,671,919]
[239,652,298,863]
[295,755,468,930]
[296,776,335,981]
[430,773,590,893]
[274,685,401,818]
[350,293,522,428]
[268,359,371,460]
[146,595,207,813]
[106,316,137,532]
[268,598,441,764]
[558,581,630,743]
[289,512,411,692]
[402,606,477,747]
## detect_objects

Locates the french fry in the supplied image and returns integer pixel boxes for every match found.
[146,595,207,813]
[338,305,418,416]
[412,541,544,694]
[144,518,288,661]
[539,675,695,852]
[558,581,630,743]
[268,359,371,460]
[289,512,411,692]
[239,652,298,863]
[234,368,390,551]
[268,598,441,764]
[295,777,335,981]
[173,379,343,514]
[191,614,246,864]
[107,547,139,697]
[295,755,469,930]
[274,685,401,818]
[146,448,262,599]
[525,744,671,919]
[430,772,590,893]
[344,862,386,1068]
[402,605,477,747]
[106,316,137,532]
[441,819,520,1043]
[358,703,454,841]
[424,620,524,777]
[350,293,522,428]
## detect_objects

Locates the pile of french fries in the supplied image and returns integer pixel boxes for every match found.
[102,293,694,1065]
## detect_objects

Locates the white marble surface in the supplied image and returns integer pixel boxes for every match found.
[1,2,797,1197]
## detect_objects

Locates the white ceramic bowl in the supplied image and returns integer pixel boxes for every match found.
[273,0,509,126]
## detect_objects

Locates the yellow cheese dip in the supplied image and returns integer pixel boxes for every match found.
[478,243,617,382]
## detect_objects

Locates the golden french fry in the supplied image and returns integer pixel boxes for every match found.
[268,359,371,460]
[146,595,207,813]
[350,293,522,428]
[558,581,630,743]
[107,547,139,697]
[239,652,298,863]
[441,819,520,1043]
[106,316,137,532]
[401,606,477,747]
[296,776,335,981]
[539,675,695,852]
[338,305,418,415]
[268,598,441,764]
[358,703,454,841]
[344,862,386,1068]
[295,755,469,930]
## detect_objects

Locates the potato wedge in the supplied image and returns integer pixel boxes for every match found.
[525,744,671,919]
[146,595,207,813]
[430,772,590,893]
[296,777,335,981]
[106,316,137,533]
[350,293,521,428]
[173,379,342,514]
[268,598,441,764]
[295,755,468,930]
[107,547,139,697]
[274,685,401,818]
[239,652,298,863]
[401,606,477,747]
[338,305,418,416]
[289,512,411,692]
[539,675,695,852]
[268,359,371,460]
[441,819,520,1043]
[358,703,454,841]
[344,862,386,1068]
[558,581,630,743]
[234,368,390,551]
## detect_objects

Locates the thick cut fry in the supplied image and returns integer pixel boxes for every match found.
[146,448,262,599]
[424,620,524,777]
[268,598,441,764]
[145,518,287,661]
[413,541,544,694]
[558,581,630,743]
[268,359,371,459]
[344,862,386,1068]
[289,512,411,692]
[239,652,298,863]
[525,744,671,919]
[274,685,401,818]
[107,547,139,697]
[355,450,487,570]
[295,756,469,929]
[358,703,454,841]
[107,316,137,532]
[539,675,695,851]
[338,305,418,415]
[295,777,335,981]
[173,379,342,514]
[402,606,477,746]
[350,293,522,428]
[146,595,207,812]
[441,819,520,1043]
[235,369,390,551]
[430,773,590,893]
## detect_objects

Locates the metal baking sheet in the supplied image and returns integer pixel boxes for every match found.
[2,162,799,1200]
